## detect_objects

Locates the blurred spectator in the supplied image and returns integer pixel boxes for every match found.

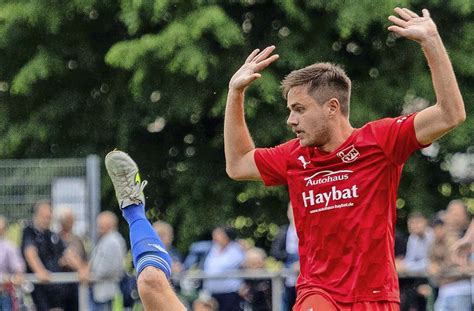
[396,212,433,311]
[242,247,266,270]
[397,212,434,274]
[57,207,87,262]
[193,292,219,311]
[183,240,213,270]
[240,247,271,310]
[21,200,87,311]
[237,239,253,252]
[57,207,88,311]
[203,226,245,311]
[395,229,408,260]
[181,237,212,298]
[428,202,473,311]
[443,200,470,237]
[119,270,138,311]
[0,215,25,310]
[270,203,299,311]
[153,220,183,276]
[89,211,126,310]
[452,219,474,266]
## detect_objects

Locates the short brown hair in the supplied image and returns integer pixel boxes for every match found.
[281,63,351,116]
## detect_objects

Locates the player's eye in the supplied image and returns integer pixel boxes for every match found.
[295,107,304,113]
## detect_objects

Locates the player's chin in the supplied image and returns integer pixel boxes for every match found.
[298,138,311,147]
[300,137,319,148]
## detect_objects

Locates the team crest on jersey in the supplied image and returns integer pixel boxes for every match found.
[337,145,360,163]
[297,155,311,169]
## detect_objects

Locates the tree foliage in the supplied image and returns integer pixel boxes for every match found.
[0,0,472,252]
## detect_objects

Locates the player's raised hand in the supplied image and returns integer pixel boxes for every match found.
[388,8,438,44]
[229,46,279,92]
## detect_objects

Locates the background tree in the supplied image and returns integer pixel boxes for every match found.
[0,0,472,253]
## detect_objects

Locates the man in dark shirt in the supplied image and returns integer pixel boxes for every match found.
[21,200,87,311]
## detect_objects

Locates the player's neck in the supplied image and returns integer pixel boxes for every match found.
[319,119,354,153]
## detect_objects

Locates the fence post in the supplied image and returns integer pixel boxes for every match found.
[271,274,283,311]
[79,283,90,311]
[86,155,100,247]
[471,275,474,307]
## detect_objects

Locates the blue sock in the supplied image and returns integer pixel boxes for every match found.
[123,203,172,278]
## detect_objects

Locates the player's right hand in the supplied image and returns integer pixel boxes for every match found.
[228,46,279,92]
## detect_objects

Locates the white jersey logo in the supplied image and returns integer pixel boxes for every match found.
[302,185,359,208]
[337,145,360,163]
[396,116,407,123]
[304,170,353,187]
[148,243,167,253]
[297,155,311,169]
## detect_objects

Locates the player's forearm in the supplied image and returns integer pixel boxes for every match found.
[421,34,466,126]
[224,89,255,178]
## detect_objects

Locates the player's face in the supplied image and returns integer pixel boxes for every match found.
[287,85,330,147]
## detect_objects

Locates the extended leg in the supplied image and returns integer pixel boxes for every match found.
[105,150,186,311]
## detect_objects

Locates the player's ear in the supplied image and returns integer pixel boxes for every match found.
[327,98,340,118]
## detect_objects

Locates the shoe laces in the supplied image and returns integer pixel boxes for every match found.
[119,171,148,200]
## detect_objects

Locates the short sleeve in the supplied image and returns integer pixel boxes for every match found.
[370,113,430,165]
[254,140,296,186]
[21,227,36,251]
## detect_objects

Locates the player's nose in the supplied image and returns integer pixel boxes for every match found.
[287,112,298,126]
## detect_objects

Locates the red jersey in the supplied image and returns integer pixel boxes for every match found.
[254,114,428,303]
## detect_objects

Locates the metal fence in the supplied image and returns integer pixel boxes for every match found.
[11,270,474,311]
[8,270,291,311]
[0,156,100,244]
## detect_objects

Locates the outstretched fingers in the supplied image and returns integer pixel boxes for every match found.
[402,8,419,18]
[393,7,412,20]
[247,46,271,64]
[230,46,278,90]
[388,15,407,28]
[245,49,260,64]
[254,45,276,63]
[246,45,279,71]
[255,54,279,71]
[387,25,406,36]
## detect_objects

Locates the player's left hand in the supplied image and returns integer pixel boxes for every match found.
[228,46,279,92]
[388,8,439,44]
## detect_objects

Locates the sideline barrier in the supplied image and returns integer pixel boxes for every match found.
[2,270,473,311]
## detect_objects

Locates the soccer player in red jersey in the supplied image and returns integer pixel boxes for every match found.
[224,7,466,311]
